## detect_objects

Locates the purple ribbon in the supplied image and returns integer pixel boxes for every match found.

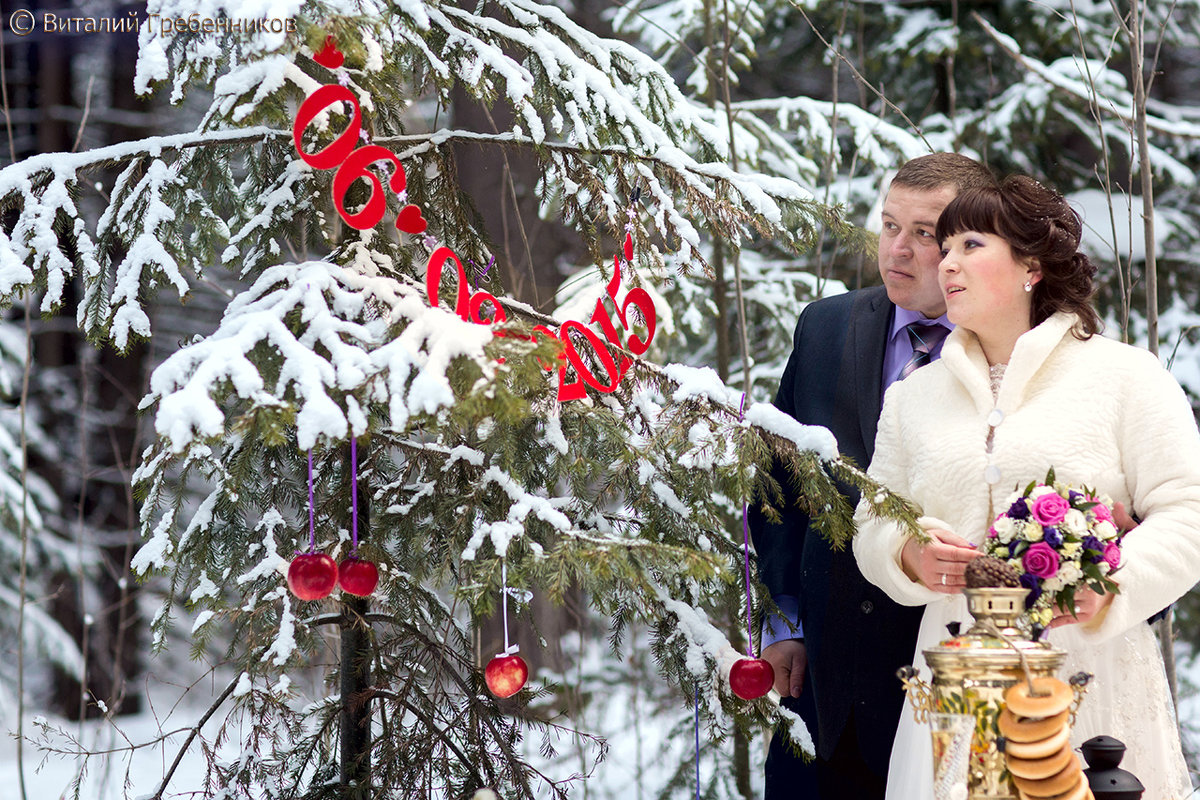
[694,685,701,800]
[350,438,359,555]
[738,393,754,657]
[307,449,316,553]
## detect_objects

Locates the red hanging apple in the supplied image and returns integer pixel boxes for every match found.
[485,654,528,698]
[287,553,338,601]
[729,657,775,700]
[338,557,379,597]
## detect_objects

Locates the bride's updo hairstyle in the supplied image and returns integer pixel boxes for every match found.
[936,174,1101,338]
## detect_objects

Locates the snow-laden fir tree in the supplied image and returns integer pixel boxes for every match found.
[611,0,1200,398]
[0,2,925,797]
[0,314,83,720]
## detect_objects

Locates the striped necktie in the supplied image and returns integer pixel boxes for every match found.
[899,322,949,380]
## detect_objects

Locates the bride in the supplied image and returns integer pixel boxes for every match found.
[852,175,1200,799]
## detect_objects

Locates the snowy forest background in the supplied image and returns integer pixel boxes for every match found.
[3,0,1200,798]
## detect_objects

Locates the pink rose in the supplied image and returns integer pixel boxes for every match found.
[1030,492,1070,526]
[1103,542,1121,571]
[1089,499,1114,525]
[1023,542,1060,579]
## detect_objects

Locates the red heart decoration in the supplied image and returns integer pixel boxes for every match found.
[396,203,428,234]
[314,35,344,70]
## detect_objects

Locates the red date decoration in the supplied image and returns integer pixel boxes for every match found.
[294,37,657,402]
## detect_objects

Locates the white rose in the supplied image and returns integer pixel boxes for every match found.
[1029,485,1058,500]
[1042,575,1065,593]
[1061,541,1082,558]
[1058,562,1083,586]
[1061,509,1087,536]
[1094,520,1119,541]
[1021,521,1044,542]
[994,517,1018,544]
[1099,561,1112,575]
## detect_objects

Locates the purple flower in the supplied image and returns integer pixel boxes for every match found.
[1103,542,1122,571]
[1043,527,1063,548]
[1019,572,1042,609]
[1031,493,1070,526]
[1023,542,1060,579]
[1069,490,1084,502]
[1082,535,1102,553]
[1008,497,1030,520]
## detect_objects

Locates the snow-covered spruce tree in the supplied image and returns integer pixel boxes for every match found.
[0,4,924,798]
[0,311,83,721]
[612,0,1200,381]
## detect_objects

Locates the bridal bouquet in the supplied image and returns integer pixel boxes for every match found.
[983,469,1122,627]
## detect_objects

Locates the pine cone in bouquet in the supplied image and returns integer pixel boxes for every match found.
[965,555,1021,588]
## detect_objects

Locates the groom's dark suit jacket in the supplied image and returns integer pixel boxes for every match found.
[752,285,926,783]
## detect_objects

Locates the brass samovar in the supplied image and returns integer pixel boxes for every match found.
[901,587,1087,799]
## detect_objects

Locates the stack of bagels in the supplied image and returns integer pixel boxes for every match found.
[1001,677,1092,800]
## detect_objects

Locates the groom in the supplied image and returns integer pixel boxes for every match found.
[751,153,997,798]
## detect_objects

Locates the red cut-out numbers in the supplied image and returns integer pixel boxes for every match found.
[292,81,421,232]
[424,241,656,402]
[427,247,505,325]
[290,49,659,401]
[293,84,363,171]
[332,145,406,230]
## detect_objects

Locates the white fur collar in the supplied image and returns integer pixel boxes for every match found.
[940,312,1078,414]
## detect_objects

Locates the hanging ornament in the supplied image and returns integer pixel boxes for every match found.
[729,657,775,700]
[338,437,379,596]
[288,450,338,601]
[485,651,528,699]
[727,394,775,700]
[338,557,378,597]
[485,560,528,698]
[288,552,338,600]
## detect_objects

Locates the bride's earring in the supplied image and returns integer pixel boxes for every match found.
[1024,281,1033,292]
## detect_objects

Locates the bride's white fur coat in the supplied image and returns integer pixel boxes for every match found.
[853,311,1200,799]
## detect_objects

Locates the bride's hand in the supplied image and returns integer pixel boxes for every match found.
[900,529,981,594]
[1048,586,1115,628]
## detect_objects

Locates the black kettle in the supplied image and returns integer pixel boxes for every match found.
[1080,736,1144,800]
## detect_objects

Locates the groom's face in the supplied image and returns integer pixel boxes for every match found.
[878,184,958,319]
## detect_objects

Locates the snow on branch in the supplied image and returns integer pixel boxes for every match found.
[0,127,285,342]
[142,260,377,452]
[976,13,1200,178]
[139,257,506,453]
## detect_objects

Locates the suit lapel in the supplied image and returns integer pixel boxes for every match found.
[848,286,893,463]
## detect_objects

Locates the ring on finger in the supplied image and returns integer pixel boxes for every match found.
[941,573,947,586]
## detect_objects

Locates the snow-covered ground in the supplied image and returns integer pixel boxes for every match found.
[3,645,1198,799]
[0,678,230,800]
